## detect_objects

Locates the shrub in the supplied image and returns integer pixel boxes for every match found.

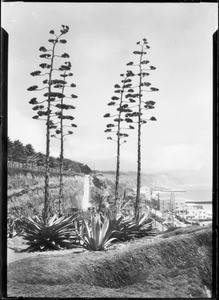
[92,174,107,189]
[20,213,78,252]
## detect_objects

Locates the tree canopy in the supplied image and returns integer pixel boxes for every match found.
[7,137,92,174]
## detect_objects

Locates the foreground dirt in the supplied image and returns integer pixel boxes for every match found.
[7,236,85,264]
[7,226,212,298]
[7,233,164,264]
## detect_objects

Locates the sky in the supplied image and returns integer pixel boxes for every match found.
[2,2,217,179]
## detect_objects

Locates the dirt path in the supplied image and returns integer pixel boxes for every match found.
[7,248,85,264]
[7,235,155,264]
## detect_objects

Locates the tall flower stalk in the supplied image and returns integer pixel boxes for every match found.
[51,65,78,215]
[125,38,158,218]
[104,73,135,214]
[27,25,72,224]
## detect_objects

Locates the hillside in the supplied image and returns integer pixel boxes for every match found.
[102,171,183,191]
[7,137,92,175]
[7,172,85,219]
[7,226,213,298]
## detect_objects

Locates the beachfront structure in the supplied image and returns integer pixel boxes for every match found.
[174,201,212,221]
[158,192,176,211]
[147,189,212,222]
[175,198,188,215]
[185,203,212,220]
[155,191,186,212]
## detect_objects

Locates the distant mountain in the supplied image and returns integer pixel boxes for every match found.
[102,171,183,191]
[171,170,212,186]
[140,173,183,190]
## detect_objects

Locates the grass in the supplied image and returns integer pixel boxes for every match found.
[7,225,212,298]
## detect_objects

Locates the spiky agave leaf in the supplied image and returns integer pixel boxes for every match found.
[20,214,78,252]
[109,213,156,242]
[98,216,118,249]
[79,213,117,251]
[78,219,93,249]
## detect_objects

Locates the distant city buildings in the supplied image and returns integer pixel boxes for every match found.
[185,203,212,220]
[146,188,212,222]
[157,191,176,211]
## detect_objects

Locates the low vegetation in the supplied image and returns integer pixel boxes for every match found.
[7,226,212,298]
[19,214,78,252]
[10,211,156,253]
[7,167,213,298]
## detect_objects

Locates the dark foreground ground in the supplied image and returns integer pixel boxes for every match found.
[7,226,212,298]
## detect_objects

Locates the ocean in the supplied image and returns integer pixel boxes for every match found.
[177,184,213,212]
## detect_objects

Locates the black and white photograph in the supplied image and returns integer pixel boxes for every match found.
[1,2,218,298]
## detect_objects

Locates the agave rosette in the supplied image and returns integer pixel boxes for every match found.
[110,213,156,241]
[79,213,117,251]
[20,213,78,252]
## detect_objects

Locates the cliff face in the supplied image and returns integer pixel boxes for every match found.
[102,172,183,192]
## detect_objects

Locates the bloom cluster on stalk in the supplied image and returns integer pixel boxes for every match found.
[104,37,158,145]
[123,38,158,127]
[27,25,78,139]
[103,73,136,144]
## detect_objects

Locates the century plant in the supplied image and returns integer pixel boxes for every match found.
[109,212,156,242]
[50,59,78,216]
[91,192,109,214]
[103,73,135,212]
[19,213,78,252]
[77,213,117,251]
[76,212,156,251]
[27,25,73,224]
[125,38,158,218]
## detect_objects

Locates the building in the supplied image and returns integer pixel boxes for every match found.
[175,198,187,216]
[158,192,175,211]
[185,203,212,220]
[156,190,187,212]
